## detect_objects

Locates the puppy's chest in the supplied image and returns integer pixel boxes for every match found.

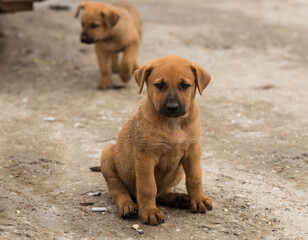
[101,41,123,52]
[154,130,197,154]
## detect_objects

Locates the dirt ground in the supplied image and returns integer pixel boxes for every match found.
[0,0,307,239]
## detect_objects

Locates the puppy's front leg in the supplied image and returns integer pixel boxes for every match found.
[182,142,213,213]
[111,53,120,73]
[95,44,112,89]
[135,152,165,225]
[119,44,139,82]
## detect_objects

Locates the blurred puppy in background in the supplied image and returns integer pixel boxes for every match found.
[100,56,213,225]
[75,1,142,89]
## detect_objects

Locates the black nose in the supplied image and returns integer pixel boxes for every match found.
[80,35,88,43]
[166,103,179,113]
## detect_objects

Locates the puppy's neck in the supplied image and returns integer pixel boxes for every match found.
[140,97,198,130]
[99,34,114,42]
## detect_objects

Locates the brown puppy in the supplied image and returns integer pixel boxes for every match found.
[75,1,142,89]
[100,56,212,225]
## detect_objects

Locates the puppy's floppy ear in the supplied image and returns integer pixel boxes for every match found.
[75,2,87,18]
[102,9,120,29]
[134,64,153,94]
[190,62,211,95]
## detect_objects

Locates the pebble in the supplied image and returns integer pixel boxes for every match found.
[11,66,21,72]
[223,208,228,212]
[17,33,23,39]
[74,123,84,128]
[87,192,101,196]
[132,224,140,230]
[80,202,94,206]
[91,207,107,212]
[136,229,144,234]
[44,117,56,122]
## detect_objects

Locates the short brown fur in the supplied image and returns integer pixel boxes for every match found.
[100,56,212,225]
[75,1,142,89]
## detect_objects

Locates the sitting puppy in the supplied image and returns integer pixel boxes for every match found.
[75,1,142,89]
[100,56,213,225]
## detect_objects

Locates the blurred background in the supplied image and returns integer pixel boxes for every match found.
[0,0,307,239]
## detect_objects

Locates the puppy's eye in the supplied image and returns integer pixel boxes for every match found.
[180,81,191,90]
[154,81,166,90]
[82,22,85,27]
[91,23,99,28]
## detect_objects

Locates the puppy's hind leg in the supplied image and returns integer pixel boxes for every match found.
[100,144,137,218]
[157,189,190,209]
[157,168,190,209]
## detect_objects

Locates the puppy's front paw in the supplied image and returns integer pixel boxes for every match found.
[97,83,112,90]
[139,207,165,225]
[119,62,132,83]
[112,65,120,73]
[190,195,213,213]
[119,201,138,219]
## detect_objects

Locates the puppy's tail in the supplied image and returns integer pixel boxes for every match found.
[89,166,101,172]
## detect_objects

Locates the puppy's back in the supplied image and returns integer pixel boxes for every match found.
[114,2,142,37]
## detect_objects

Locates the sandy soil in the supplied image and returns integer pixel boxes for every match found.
[0,0,307,239]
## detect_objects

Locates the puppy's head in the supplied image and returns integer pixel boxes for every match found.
[75,1,120,44]
[134,56,211,118]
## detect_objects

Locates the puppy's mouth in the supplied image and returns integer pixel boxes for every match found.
[80,36,95,44]
[159,103,186,118]
[159,111,187,118]
[80,34,114,44]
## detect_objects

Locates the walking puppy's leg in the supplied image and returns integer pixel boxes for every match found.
[100,145,137,218]
[120,44,139,82]
[112,53,120,73]
[95,45,112,89]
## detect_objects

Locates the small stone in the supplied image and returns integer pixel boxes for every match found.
[15,210,20,214]
[223,208,228,212]
[136,229,144,234]
[132,224,140,230]
[80,202,94,206]
[44,117,55,122]
[91,207,107,212]
[0,206,5,212]
[49,4,70,11]
[11,66,21,72]
[87,192,101,196]
[17,33,23,39]
[74,123,84,128]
